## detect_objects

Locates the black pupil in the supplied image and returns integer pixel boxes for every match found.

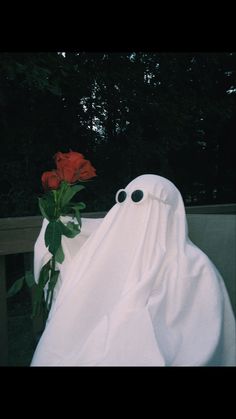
[131,190,144,202]
[117,190,127,203]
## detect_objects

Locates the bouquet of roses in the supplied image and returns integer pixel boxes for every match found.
[31,150,96,318]
[7,150,96,318]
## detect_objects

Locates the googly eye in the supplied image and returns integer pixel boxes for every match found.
[115,189,127,203]
[131,189,144,203]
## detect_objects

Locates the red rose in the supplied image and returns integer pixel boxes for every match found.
[56,166,79,184]
[54,151,96,183]
[42,171,61,190]
[55,151,84,170]
[78,159,97,180]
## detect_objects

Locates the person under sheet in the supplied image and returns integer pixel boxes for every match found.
[31,174,236,366]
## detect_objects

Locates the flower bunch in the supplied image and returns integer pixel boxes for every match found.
[33,150,96,317]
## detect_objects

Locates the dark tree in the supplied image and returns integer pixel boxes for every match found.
[0,51,235,217]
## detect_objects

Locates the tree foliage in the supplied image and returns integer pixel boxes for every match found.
[0,51,235,216]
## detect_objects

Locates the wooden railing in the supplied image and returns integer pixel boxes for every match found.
[1,204,235,366]
[0,212,106,366]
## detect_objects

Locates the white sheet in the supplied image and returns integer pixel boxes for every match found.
[31,174,236,366]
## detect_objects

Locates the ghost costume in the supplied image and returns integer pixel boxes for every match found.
[31,174,236,366]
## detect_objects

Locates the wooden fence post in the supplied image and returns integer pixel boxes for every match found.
[0,256,8,366]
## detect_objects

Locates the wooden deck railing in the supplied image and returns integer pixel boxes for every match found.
[0,212,106,366]
[0,204,235,366]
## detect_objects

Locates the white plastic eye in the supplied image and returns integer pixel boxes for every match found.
[115,189,127,204]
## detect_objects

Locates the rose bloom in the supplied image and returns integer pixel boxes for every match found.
[42,171,61,190]
[79,159,97,180]
[55,151,85,170]
[55,151,96,183]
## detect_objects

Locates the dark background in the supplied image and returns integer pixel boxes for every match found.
[0,51,235,218]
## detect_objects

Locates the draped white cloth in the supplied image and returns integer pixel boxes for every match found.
[31,174,236,366]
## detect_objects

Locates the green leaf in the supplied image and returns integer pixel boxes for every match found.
[49,270,60,290]
[59,180,70,191]
[38,197,50,220]
[55,244,65,264]
[73,202,86,211]
[45,270,60,311]
[73,207,82,228]
[60,184,85,209]
[7,276,24,298]
[60,201,85,218]
[37,262,51,291]
[38,192,56,221]
[25,271,36,288]
[59,220,80,238]
[52,189,58,201]
[45,221,62,256]
[32,261,51,318]
[67,221,80,235]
